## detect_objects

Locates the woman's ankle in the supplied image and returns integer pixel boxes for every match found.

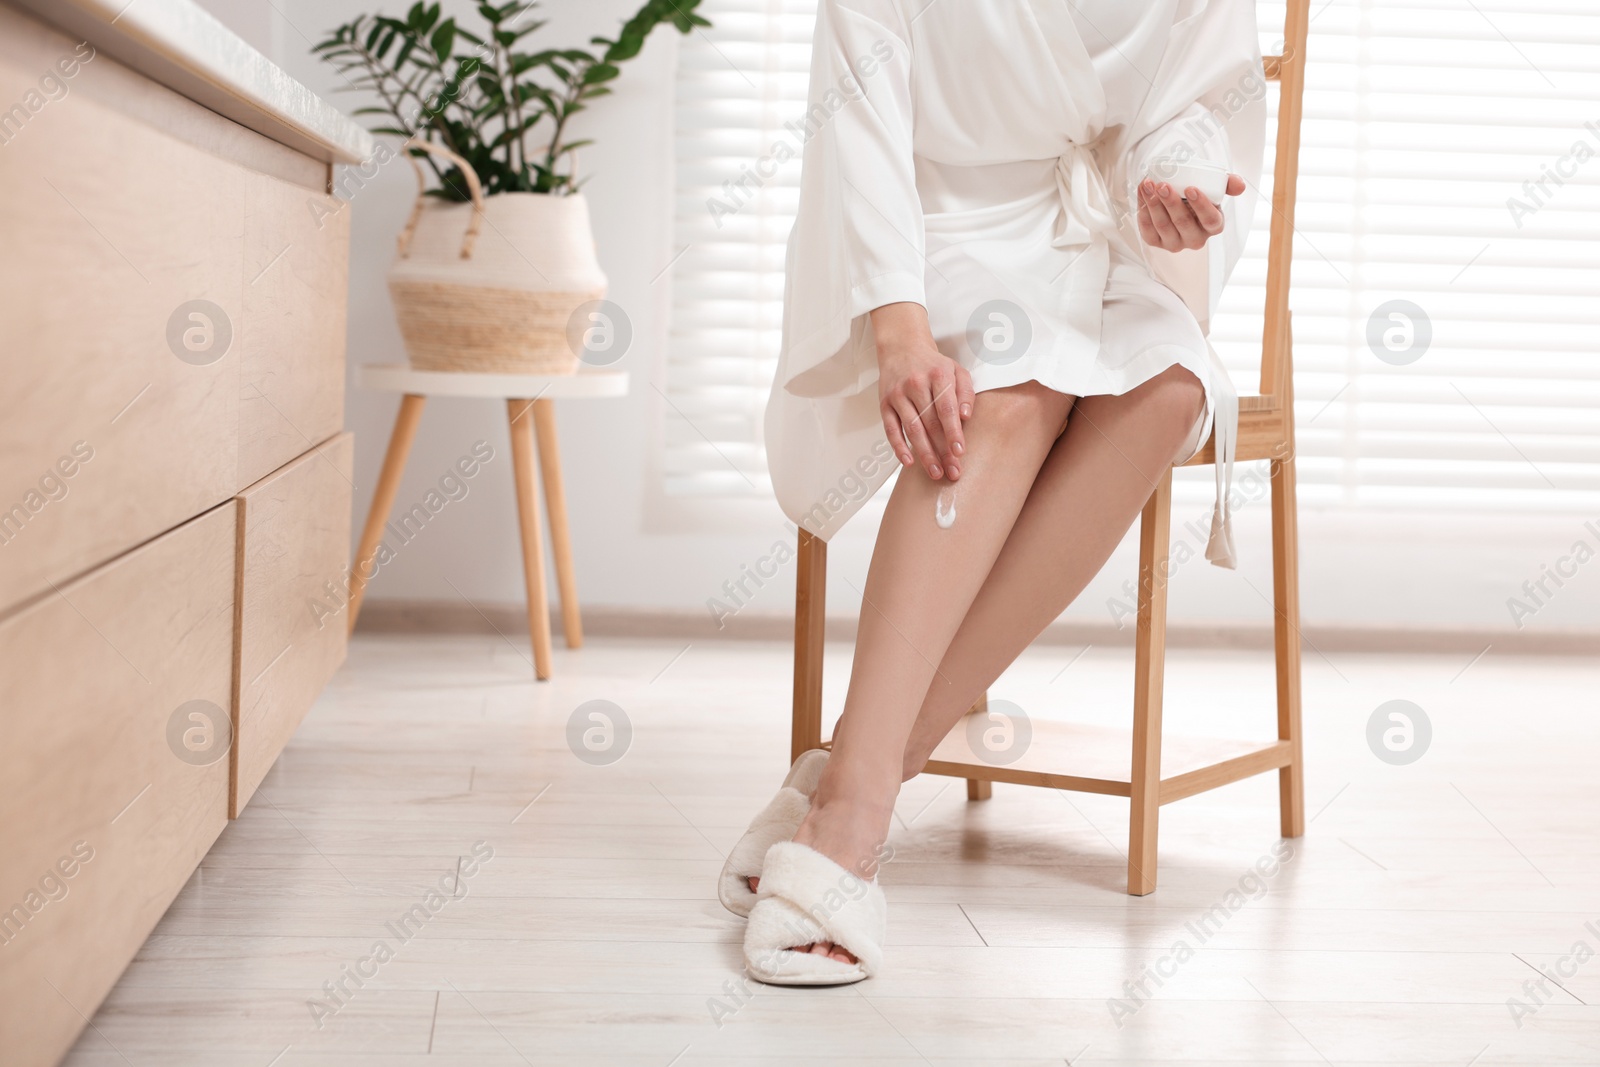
[812,755,901,811]
[803,789,896,829]
[900,745,931,782]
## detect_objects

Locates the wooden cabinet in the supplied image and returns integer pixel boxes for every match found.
[0,3,368,1063]
[233,433,353,815]
[0,505,235,1067]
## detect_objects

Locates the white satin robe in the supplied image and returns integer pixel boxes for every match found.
[763,0,1266,567]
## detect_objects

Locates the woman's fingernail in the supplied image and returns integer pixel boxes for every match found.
[930,465,942,478]
[960,404,971,418]
[948,465,960,479]
[1187,187,1202,201]
[953,441,964,456]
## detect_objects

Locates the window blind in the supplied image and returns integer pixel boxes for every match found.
[663,0,1600,515]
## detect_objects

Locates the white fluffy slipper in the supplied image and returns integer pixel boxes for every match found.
[742,841,887,986]
[717,749,829,917]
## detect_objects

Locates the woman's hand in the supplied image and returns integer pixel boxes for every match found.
[1137,174,1245,251]
[870,301,974,482]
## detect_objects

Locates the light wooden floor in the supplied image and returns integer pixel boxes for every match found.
[65,634,1600,1066]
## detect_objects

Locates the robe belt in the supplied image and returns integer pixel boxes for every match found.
[1051,141,1240,570]
[1052,143,1121,253]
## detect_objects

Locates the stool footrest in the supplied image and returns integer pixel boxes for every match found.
[901,720,1290,804]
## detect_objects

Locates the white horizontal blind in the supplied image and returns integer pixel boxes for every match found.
[662,0,815,497]
[666,0,1600,514]
[1208,0,1600,513]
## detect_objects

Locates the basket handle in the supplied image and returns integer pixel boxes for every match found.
[396,137,485,260]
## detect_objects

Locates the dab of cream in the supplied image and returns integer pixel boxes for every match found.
[935,486,957,529]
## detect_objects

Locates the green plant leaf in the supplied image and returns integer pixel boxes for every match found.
[605,33,644,62]
[430,20,456,62]
[315,0,709,198]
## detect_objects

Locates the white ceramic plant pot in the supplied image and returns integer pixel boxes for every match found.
[386,140,606,374]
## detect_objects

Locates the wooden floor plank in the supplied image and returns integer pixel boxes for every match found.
[60,635,1600,1065]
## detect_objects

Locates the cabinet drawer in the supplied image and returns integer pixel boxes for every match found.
[0,6,341,611]
[0,12,244,609]
[238,170,349,488]
[0,503,234,1067]
[233,433,353,817]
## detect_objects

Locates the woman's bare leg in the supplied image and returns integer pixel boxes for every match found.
[899,364,1206,776]
[779,380,1073,961]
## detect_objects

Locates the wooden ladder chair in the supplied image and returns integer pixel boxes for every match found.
[787,0,1312,896]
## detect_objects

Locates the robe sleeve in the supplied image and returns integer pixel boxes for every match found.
[1113,1,1267,336]
[1124,102,1242,334]
[776,0,922,400]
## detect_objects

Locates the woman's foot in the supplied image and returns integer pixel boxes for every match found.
[767,771,897,966]
[748,866,857,962]
[721,751,829,917]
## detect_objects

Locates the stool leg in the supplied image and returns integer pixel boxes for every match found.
[791,530,827,763]
[532,398,582,649]
[508,398,554,681]
[348,393,426,633]
[1272,451,1306,837]
[966,692,992,800]
[1129,470,1172,896]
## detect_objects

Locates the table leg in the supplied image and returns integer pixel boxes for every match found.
[348,393,426,633]
[508,398,554,681]
[532,398,582,649]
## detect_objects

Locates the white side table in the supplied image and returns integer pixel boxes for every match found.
[349,364,629,680]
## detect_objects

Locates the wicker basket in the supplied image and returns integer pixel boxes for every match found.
[387,140,607,375]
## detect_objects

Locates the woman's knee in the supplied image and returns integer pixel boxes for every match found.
[972,380,1074,440]
[1143,365,1206,451]
[1152,365,1206,419]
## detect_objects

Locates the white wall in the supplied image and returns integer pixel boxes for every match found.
[198,0,1598,642]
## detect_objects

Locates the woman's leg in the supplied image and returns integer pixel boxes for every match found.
[778,380,1074,960]
[899,364,1207,776]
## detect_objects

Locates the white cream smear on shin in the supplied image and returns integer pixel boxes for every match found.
[935,486,957,529]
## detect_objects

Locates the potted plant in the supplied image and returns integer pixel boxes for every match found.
[314,1,708,373]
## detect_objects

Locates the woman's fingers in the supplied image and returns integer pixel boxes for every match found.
[1139,177,1239,250]
[1139,181,1181,250]
[1187,189,1226,236]
[930,376,964,476]
[880,401,912,468]
[955,363,976,421]
[1137,180,1159,244]
[1147,198,1183,250]
[893,392,943,480]
[913,378,954,476]
[1137,198,1162,248]
[1157,183,1207,246]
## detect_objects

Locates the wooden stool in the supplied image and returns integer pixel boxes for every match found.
[348,364,629,680]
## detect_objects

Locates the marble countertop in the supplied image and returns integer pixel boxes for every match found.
[9,0,373,164]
